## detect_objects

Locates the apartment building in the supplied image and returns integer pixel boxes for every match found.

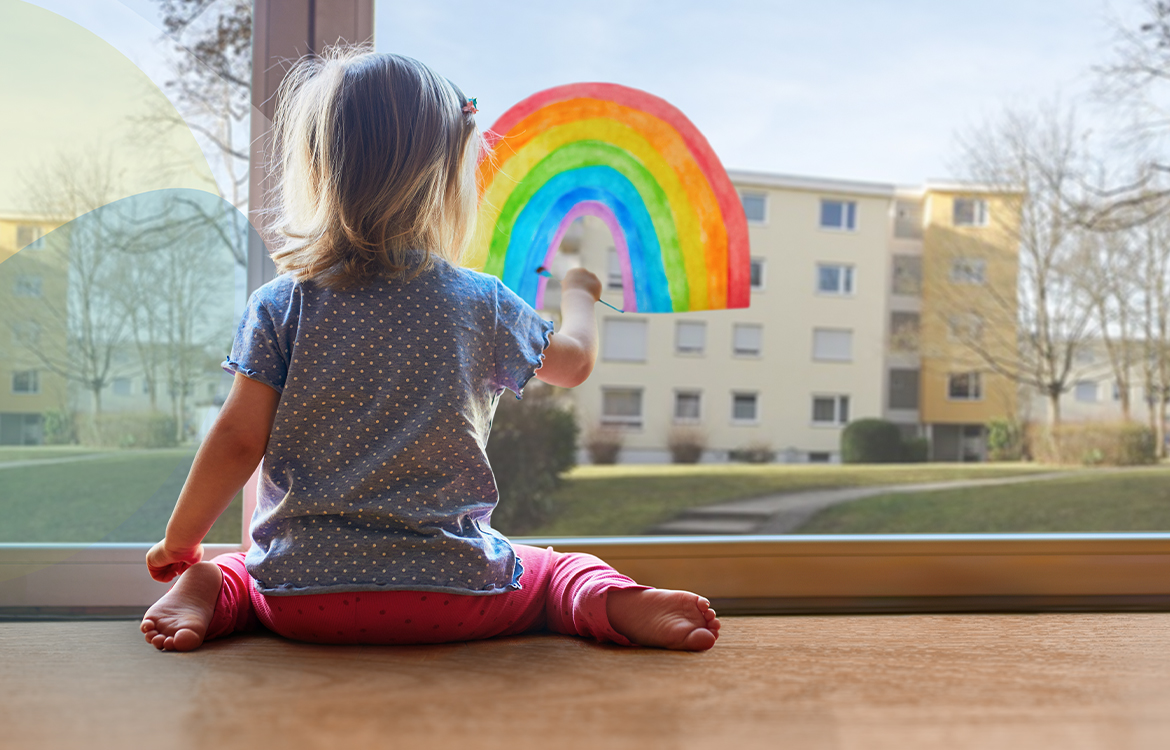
[553,171,1021,463]
[0,214,67,445]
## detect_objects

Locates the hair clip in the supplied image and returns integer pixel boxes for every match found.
[462,97,478,114]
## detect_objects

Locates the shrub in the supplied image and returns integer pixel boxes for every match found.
[902,436,929,463]
[486,386,578,534]
[87,413,178,448]
[667,426,706,464]
[1029,421,1156,466]
[584,426,624,465]
[841,419,905,463]
[728,442,775,463]
[987,418,1024,461]
[42,410,77,445]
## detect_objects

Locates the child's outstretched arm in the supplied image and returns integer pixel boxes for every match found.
[536,268,601,388]
[145,373,280,582]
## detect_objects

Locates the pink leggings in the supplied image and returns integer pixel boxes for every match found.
[204,545,648,646]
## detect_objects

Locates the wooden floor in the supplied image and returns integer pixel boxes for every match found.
[4,614,1170,749]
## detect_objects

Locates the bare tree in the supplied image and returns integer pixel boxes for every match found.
[937,104,1098,428]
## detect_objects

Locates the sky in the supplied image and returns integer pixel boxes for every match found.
[0,0,1150,212]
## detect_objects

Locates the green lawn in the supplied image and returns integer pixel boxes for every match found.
[511,463,1056,537]
[794,466,1170,534]
[0,449,242,543]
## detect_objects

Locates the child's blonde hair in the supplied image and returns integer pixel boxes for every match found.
[268,46,481,288]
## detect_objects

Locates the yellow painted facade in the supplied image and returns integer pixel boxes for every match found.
[0,216,69,442]
[919,189,1021,427]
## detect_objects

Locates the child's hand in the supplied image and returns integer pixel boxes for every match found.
[561,268,602,302]
[146,540,204,583]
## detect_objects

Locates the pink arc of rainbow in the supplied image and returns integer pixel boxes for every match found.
[535,201,636,312]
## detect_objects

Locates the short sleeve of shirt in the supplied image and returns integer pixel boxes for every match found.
[222,282,293,393]
[492,277,554,398]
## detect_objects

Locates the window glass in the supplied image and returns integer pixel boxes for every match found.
[817,263,854,294]
[733,324,762,356]
[820,199,857,230]
[749,258,765,290]
[740,192,767,223]
[892,254,922,295]
[675,321,706,355]
[889,312,920,352]
[602,319,648,362]
[601,388,643,427]
[0,2,250,544]
[953,198,989,226]
[732,392,759,422]
[894,200,923,239]
[1075,381,1098,403]
[950,257,986,284]
[606,247,623,290]
[888,369,920,410]
[948,372,983,400]
[674,391,702,421]
[812,395,849,425]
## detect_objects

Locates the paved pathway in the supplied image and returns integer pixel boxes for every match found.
[0,453,115,471]
[646,471,1078,535]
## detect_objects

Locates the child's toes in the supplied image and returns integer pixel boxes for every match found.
[140,619,154,634]
[151,633,167,650]
[143,629,159,644]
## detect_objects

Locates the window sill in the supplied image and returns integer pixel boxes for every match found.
[6,535,1170,614]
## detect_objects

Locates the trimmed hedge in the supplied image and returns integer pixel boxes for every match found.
[87,413,178,448]
[841,419,907,463]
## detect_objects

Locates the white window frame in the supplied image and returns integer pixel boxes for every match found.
[8,4,1170,617]
[819,199,857,232]
[673,389,703,423]
[600,386,644,429]
[731,391,760,425]
[947,372,983,401]
[953,198,989,227]
[816,263,855,296]
[605,247,623,290]
[749,257,766,292]
[811,394,850,426]
[674,320,706,356]
[16,224,45,250]
[740,191,768,224]
[11,369,40,395]
[732,323,763,358]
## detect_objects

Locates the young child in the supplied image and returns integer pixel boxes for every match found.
[140,48,720,653]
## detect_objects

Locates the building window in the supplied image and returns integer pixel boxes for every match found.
[1075,380,1098,403]
[601,387,643,428]
[16,225,45,249]
[750,258,766,291]
[812,328,852,362]
[602,319,647,362]
[675,321,706,355]
[953,198,989,227]
[606,248,623,290]
[888,368,920,410]
[733,324,762,357]
[948,372,983,401]
[820,199,857,231]
[816,264,854,295]
[732,392,759,423]
[741,192,767,223]
[12,370,39,395]
[13,275,43,298]
[1114,382,1124,401]
[950,258,986,284]
[889,312,920,353]
[893,200,923,239]
[12,321,40,346]
[812,395,850,425]
[892,254,922,296]
[113,377,133,397]
[674,390,702,422]
[808,451,832,463]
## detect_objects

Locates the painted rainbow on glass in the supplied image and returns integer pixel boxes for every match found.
[467,83,751,313]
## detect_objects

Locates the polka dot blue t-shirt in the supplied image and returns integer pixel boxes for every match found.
[223,258,555,597]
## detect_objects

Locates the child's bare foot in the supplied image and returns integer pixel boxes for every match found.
[139,561,222,652]
[606,588,720,651]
